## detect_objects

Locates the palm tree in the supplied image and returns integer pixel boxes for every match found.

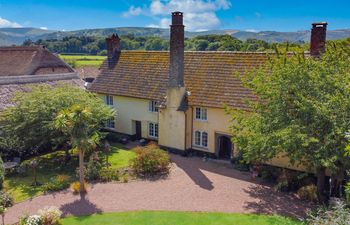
[55,105,101,193]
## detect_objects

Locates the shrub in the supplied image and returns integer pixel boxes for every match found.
[345,181,350,204]
[70,181,89,194]
[0,158,4,190]
[260,165,282,182]
[106,132,122,143]
[0,191,14,209]
[24,215,42,225]
[43,175,70,192]
[297,184,318,202]
[130,144,170,176]
[306,201,350,225]
[85,156,102,181]
[99,168,120,182]
[38,206,62,225]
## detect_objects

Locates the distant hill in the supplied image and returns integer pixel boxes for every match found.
[1,27,350,46]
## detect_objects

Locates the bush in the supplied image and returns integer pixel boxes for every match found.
[22,215,42,225]
[260,165,282,182]
[0,191,14,209]
[297,184,318,202]
[345,181,350,204]
[99,168,120,182]
[0,158,4,190]
[106,132,122,143]
[306,201,350,225]
[130,143,170,176]
[38,206,62,225]
[85,156,102,181]
[43,175,71,192]
[70,181,89,194]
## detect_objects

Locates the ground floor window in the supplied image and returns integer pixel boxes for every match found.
[149,122,158,138]
[194,131,208,148]
[106,118,115,128]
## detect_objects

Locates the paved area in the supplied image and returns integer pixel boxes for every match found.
[6,154,313,224]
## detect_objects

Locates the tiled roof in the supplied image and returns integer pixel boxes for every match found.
[76,66,101,79]
[0,46,74,76]
[89,51,269,109]
[0,79,84,111]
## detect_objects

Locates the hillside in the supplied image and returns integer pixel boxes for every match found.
[1,27,350,46]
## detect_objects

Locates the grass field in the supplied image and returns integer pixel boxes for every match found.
[4,145,135,203]
[59,55,106,68]
[61,211,302,225]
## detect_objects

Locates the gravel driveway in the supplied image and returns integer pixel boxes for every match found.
[5,154,313,224]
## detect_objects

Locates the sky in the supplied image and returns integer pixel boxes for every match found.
[0,0,349,32]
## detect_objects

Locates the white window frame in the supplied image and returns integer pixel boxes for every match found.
[193,130,208,148]
[105,95,113,106]
[148,122,158,138]
[149,100,158,112]
[195,107,207,121]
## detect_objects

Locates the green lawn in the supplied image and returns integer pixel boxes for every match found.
[61,211,302,225]
[59,55,106,68]
[4,145,135,203]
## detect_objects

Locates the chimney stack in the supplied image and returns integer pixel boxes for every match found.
[169,11,184,87]
[106,34,121,68]
[310,22,327,57]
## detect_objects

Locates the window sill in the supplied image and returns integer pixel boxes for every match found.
[194,119,208,122]
[193,144,208,150]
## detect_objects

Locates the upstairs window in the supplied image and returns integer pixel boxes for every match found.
[149,100,158,112]
[149,122,159,138]
[194,131,208,148]
[195,107,207,121]
[105,95,113,106]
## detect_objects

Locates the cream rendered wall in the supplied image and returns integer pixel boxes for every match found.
[99,94,158,139]
[192,107,232,153]
[191,106,307,172]
[158,87,187,150]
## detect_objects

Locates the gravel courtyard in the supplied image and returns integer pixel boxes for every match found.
[5,154,313,224]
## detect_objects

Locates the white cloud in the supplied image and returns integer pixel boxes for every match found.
[149,0,231,31]
[122,6,143,18]
[134,0,231,31]
[0,17,22,28]
[40,27,48,30]
[245,29,259,33]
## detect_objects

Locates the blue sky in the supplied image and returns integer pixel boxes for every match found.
[0,0,349,32]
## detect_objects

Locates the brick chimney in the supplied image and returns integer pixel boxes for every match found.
[106,34,121,68]
[310,22,327,57]
[169,11,184,87]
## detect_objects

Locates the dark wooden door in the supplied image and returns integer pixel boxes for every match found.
[219,136,232,159]
[135,121,142,140]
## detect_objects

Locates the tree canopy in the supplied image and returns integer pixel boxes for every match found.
[23,34,306,55]
[228,40,350,201]
[0,83,114,158]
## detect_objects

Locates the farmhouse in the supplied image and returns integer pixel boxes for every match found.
[0,46,82,110]
[89,12,327,171]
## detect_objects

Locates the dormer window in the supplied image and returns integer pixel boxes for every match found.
[105,95,113,106]
[195,107,207,121]
[149,100,158,112]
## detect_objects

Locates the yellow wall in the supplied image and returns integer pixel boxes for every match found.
[191,107,232,154]
[99,94,158,139]
[158,87,187,150]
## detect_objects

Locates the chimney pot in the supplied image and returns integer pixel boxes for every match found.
[310,22,327,57]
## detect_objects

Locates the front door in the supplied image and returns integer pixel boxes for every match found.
[218,136,232,159]
[135,121,142,140]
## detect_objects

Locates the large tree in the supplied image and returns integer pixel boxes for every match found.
[54,104,112,193]
[0,83,114,158]
[228,41,350,202]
